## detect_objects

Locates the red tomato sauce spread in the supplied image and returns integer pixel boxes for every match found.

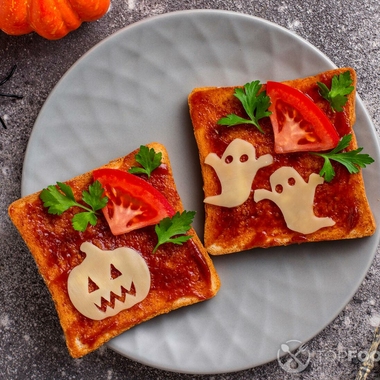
[22,166,212,348]
[190,84,361,249]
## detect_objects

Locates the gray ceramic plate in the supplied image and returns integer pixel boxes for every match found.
[22,10,380,374]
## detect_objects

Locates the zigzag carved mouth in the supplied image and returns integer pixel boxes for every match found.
[95,283,137,313]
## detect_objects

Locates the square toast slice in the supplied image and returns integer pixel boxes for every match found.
[8,142,220,357]
[188,68,376,255]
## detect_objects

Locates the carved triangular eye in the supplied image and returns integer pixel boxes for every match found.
[88,277,99,293]
[110,264,122,279]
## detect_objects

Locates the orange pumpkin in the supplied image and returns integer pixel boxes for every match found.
[0,0,110,40]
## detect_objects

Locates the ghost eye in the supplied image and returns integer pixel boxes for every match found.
[110,264,122,279]
[225,155,233,164]
[240,154,249,162]
[88,277,99,293]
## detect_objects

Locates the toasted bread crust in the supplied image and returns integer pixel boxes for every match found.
[188,68,376,255]
[8,142,220,357]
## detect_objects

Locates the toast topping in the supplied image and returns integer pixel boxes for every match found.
[40,180,108,232]
[189,68,376,254]
[266,81,340,153]
[217,80,271,133]
[93,168,175,235]
[311,134,374,182]
[254,167,335,234]
[317,70,354,112]
[68,242,151,321]
[9,142,221,357]
[153,210,195,253]
[128,145,163,178]
[204,138,273,207]
[205,138,336,233]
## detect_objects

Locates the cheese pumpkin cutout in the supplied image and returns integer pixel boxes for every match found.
[8,143,220,358]
[67,243,151,320]
[188,68,376,255]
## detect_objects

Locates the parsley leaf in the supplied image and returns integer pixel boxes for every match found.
[317,71,354,112]
[40,180,108,232]
[40,182,77,215]
[128,145,162,178]
[72,212,98,231]
[310,134,374,182]
[153,210,196,253]
[82,180,108,211]
[217,80,271,133]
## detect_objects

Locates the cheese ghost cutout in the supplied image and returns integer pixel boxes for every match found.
[254,167,335,234]
[204,138,273,207]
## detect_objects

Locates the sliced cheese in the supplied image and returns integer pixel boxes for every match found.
[68,242,150,320]
[204,138,273,207]
[254,166,335,234]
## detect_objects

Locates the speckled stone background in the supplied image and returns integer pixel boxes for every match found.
[1,1,380,379]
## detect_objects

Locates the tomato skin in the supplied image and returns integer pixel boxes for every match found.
[93,168,175,235]
[266,81,340,153]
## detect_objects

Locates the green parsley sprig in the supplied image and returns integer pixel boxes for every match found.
[310,134,374,182]
[40,180,108,232]
[317,71,354,112]
[153,210,195,253]
[40,179,196,253]
[217,80,271,133]
[128,145,162,178]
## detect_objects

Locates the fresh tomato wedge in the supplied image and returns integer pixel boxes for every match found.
[93,168,175,235]
[266,81,340,153]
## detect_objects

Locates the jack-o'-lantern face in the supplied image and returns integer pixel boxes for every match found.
[68,242,151,320]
